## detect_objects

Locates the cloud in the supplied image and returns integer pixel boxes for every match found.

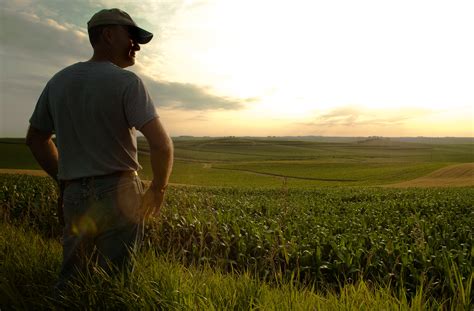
[0,7,92,136]
[0,6,254,136]
[140,75,256,110]
[0,8,90,65]
[1,7,252,112]
[185,114,209,122]
[302,105,432,128]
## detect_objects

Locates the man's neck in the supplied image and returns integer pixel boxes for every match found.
[89,54,111,63]
[89,46,116,63]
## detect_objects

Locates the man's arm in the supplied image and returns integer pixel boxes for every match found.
[139,117,173,208]
[25,125,59,181]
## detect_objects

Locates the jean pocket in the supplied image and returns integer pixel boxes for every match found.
[97,181,143,225]
[62,194,82,229]
[63,183,82,204]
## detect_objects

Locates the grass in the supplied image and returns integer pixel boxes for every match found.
[140,159,285,188]
[212,161,449,186]
[1,222,471,310]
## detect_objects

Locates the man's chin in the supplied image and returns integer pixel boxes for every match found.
[120,58,135,68]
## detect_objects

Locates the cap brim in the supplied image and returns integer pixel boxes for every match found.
[134,26,153,44]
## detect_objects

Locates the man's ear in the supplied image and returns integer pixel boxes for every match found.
[102,26,115,45]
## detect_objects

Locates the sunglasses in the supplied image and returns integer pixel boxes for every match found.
[125,26,139,42]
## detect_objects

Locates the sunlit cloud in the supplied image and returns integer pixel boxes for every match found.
[141,76,257,110]
[185,114,208,122]
[302,105,433,128]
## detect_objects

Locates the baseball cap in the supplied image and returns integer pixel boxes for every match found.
[88,8,153,44]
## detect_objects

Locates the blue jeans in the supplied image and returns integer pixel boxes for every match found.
[55,173,145,291]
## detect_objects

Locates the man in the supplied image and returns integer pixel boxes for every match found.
[26,8,173,291]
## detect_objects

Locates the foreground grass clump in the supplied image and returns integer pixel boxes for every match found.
[0,222,468,310]
[1,174,472,308]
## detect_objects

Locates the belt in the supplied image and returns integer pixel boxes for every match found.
[61,171,138,187]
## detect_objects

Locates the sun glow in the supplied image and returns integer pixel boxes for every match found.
[152,0,473,128]
[2,0,472,137]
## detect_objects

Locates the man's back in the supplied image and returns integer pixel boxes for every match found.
[26,10,173,296]
[30,61,158,180]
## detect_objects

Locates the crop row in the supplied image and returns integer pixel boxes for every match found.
[1,173,472,302]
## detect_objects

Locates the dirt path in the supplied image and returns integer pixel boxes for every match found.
[211,166,358,182]
[386,163,474,188]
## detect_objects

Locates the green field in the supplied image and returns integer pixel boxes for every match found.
[143,137,473,187]
[3,136,472,187]
[1,137,473,309]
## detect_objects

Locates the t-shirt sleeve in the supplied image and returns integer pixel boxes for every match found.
[29,82,55,133]
[123,76,159,129]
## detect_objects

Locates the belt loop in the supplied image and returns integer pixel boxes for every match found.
[91,176,96,195]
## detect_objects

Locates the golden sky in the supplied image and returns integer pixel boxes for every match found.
[1,0,473,137]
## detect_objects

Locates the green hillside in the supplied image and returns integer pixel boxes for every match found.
[2,137,473,187]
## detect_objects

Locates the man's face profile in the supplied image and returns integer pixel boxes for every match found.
[110,25,141,68]
[95,25,141,68]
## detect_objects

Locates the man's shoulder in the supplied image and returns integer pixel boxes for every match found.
[92,63,141,85]
[46,63,76,81]
[52,62,85,75]
[50,62,140,84]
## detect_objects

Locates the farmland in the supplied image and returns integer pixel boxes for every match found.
[0,137,473,309]
[138,136,474,187]
[3,137,472,188]
[388,163,474,188]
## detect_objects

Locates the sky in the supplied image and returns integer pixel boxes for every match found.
[1,0,473,137]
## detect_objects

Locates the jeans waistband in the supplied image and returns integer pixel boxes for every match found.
[61,171,138,187]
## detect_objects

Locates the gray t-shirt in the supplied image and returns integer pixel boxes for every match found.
[29,61,158,180]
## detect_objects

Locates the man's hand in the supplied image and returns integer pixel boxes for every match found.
[140,183,166,219]
[139,116,173,219]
